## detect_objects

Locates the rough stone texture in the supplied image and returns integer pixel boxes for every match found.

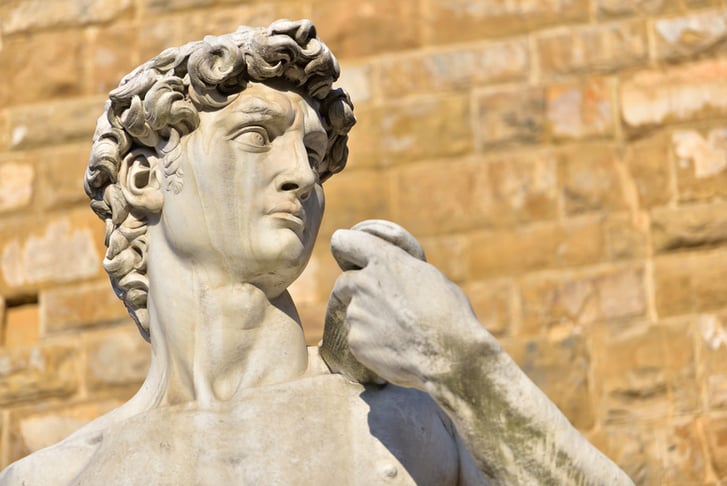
[36,144,93,210]
[84,328,149,391]
[0,0,132,34]
[40,281,129,334]
[594,0,679,18]
[624,132,674,208]
[621,59,727,132]
[462,279,513,337]
[546,78,614,141]
[537,20,648,75]
[475,86,546,147]
[653,9,727,61]
[0,162,34,213]
[672,126,727,202]
[0,344,78,406]
[652,202,727,253]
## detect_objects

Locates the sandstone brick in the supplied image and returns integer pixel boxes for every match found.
[469,219,606,279]
[0,30,85,107]
[0,343,79,406]
[624,132,675,208]
[312,0,421,58]
[6,97,105,150]
[41,281,129,334]
[475,86,545,148]
[0,162,34,213]
[394,152,557,237]
[462,279,512,337]
[546,78,615,141]
[654,248,727,317]
[419,234,470,283]
[84,327,150,391]
[502,334,594,430]
[0,0,133,34]
[587,422,664,485]
[142,0,213,13]
[604,215,648,260]
[376,39,529,98]
[537,20,648,76]
[6,399,122,465]
[672,127,727,202]
[519,266,646,336]
[423,0,588,45]
[697,313,727,410]
[336,64,372,104]
[621,59,727,132]
[705,412,727,479]
[557,143,627,215]
[36,145,89,210]
[654,9,727,61]
[344,104,381,170]
[652,202,727,253]
[0,210,105,293]
[594,0,678,18]
[4,303,39,348]
[89,22,139,95]
[661,417,707,484]
[590,322,694,423]
[318,170,391,242]
[380,95,472,165]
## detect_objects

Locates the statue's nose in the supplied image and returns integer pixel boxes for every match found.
[278,139,316,200]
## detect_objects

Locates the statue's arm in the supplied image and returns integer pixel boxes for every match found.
[329,228,633,486]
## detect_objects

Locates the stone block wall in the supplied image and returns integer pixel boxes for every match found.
[1,0,726,483]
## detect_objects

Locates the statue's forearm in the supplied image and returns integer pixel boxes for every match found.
[423,327,634,486]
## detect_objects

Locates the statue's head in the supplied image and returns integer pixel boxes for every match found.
[84,19,355,341]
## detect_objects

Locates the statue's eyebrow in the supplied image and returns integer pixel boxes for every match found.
[224,96,294,136]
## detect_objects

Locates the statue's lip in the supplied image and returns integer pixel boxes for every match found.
[267,206,306,233]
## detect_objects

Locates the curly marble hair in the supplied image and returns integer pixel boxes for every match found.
[84,19,356,341]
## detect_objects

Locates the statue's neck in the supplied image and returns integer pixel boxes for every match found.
[138,237,309,408]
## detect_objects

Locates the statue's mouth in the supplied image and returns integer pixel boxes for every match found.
[267,206,306,235]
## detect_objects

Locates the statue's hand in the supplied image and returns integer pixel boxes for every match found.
[328,226,492,390]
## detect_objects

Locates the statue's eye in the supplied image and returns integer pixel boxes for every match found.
[231,127,270,151]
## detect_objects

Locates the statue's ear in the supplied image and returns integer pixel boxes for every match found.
[118,149,163,213]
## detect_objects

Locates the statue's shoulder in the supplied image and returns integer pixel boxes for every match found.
[0,426,103,486]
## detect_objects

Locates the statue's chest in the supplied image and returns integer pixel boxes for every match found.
[75,376,460,485]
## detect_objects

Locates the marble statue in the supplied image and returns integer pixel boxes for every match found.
[0,20,634,485]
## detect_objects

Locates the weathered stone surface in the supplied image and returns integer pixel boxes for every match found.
[0,211,103,291]
[0,0,132,34]
[84,328,149,390]
[652,202,727,253]
[621,59,727,131]
[661,417,707,484]
[380,95,472,164]
[587,422,664,485]
[377,39,529,98]
[4,304,39,348]
[654,249,727,317]
[557,144,627,215]
[5,97,105,150]
[394,152,557,236]
[546,78,614,140]
[519,266,646,336]
[0,30,84,107]
[503,334,594,430]
[462,279,512,337]
[475,86,545,147]
[672,127,727,202]
[423,0,589,44]
[698,313,727,410]
[142,0,212,13]
[654,9,727,61]
[590,321,696,424]
[88,22,139,95]
[624,131,674,208]
[604,215,648,260]
[40,281,129,334]
[538,20,648,76]
[0,162,34,213]
[705,412,727,479]
[0,344,78,406]
[7,400,123,466]
[36,144,91,209]
[336,64,372,104]
[312,0,421,58]
[419,234,470,283]
[469,219,606,279]
[594,0,677,18]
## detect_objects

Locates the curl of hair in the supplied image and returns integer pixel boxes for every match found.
[84,19,356,341]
